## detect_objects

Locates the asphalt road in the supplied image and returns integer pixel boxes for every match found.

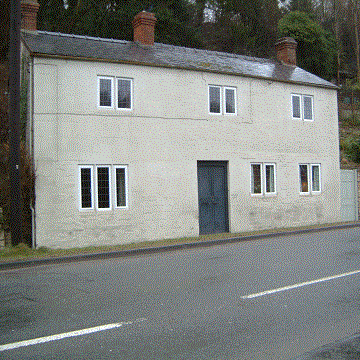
[1,227,360,359]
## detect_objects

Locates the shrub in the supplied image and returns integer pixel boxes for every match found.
[343,137,360,163]
[341,114,360,127]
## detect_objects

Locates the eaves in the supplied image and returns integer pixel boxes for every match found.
[29,51,339,91]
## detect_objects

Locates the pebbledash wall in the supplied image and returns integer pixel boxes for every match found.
[30,57,340,248]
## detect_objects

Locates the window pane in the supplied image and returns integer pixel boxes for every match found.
[225,88,235,114]
[299,164,308,193]
[80,168,92,208]
[99,78,112,107]
[312,165,320,192]
[116,167,126,207]
[303,96,313,120]
[292,95,301,118]
[118,79,131,109]
[209,86,221,113]
[251,164,262,194]
[97,167,110,208]
[265,164,275,193]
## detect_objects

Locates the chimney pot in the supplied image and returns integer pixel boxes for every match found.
[133,11,157,46]
[275,37,297,66]
[21,0,40,31]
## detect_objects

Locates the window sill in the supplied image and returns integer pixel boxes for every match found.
[250,193,277,197]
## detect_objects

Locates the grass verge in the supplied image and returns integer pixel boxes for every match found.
[0,221,357,262]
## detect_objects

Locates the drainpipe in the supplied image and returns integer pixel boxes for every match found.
[31,204,36,248]
[30,56,36,248]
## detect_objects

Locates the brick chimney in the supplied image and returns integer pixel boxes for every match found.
[275,37,297,66]
[133,11,157,46]
[21,0,40,31]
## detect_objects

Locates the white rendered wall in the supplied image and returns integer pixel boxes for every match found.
[31,57,340,248]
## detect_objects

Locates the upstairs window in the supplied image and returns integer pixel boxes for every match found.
[209,85,236,115]
[209,85,221,114]
[98,76,133,110]
[299,163,321,194]
[251,163,276,195]
[98,77,113,108]
[303,95,314,120]
[292,94,314,121]
[224,87,236,114]
[292,94,301,119]
[117,78,132,110]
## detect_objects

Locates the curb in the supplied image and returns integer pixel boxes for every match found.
[1,222,360,271]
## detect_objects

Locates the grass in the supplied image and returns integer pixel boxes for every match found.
[0,221,356,263]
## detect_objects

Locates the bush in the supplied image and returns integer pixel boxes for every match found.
[0,142,35,246]
[343,137,360,163]
[341,114,360,127]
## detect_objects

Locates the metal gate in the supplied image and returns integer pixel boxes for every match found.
[340,169,358,221]
[197,161,229,235]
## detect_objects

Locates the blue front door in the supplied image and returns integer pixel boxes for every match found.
[197,161,229,235]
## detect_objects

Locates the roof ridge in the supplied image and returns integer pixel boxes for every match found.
[35,30,129,45]
[154,41,271,63]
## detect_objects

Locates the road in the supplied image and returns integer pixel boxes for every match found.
[0,227,360,359]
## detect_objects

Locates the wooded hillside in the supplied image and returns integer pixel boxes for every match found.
[1,0,360,83]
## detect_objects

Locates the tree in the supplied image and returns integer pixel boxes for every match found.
[346,0,360,81]
[0,142,35,246]
[37,0,203,49]
[37,0,68,33]
[193,0,281,57]
[0,0,10,61]
[278,10,337,80]
[286,0,314,14]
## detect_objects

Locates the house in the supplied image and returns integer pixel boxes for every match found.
[20,1,340,248]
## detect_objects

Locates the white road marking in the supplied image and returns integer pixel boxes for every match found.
[241,269,360,299]
[0,318,146,351]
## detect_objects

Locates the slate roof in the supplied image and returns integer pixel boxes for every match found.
[21,30,337,89]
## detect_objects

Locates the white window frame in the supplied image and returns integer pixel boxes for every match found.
[78,165,129,210]
[209,85,237,115]
[114,165,128,208]
[292,93,314,121]
[98,76,134,111]
[79,165,94,210]
[264,163,276,195]
[95,165,112,210]
[299,164,310,194]
[224,86,237,115]
[98,76,113,109]
[209,85,222,115]
[291,93,302,120]
[251,163,277,196]
[311,164,321,193]
[116,78,133,111]
[303,95,314,121]
[251,163,262,195]
[299,163,321,195]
